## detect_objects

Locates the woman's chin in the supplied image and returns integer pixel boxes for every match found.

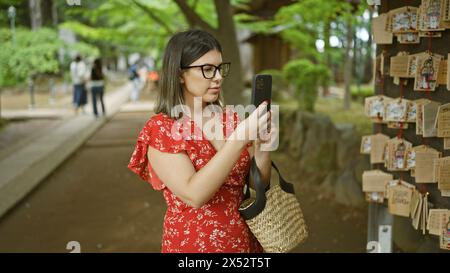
[205,93,219,102]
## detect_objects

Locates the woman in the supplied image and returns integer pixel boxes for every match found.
[128,29,276,253]
[90,58,106,117]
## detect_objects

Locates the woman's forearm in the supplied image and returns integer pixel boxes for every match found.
[255,152,271,185]
[186,138,247,208]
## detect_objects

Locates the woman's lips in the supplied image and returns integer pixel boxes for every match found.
[208,87,221,94]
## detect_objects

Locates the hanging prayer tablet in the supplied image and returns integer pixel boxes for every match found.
[439,211,450,250]
[411,191,423,229]
[406,100,418,122]
[437,103,450,137]
[390,6,419,33]
[362,170,393,193]
[374,52,386,84]
[371,133,391,164]
[408,52,428,78]
[427,209,449,235]
[445,138,450,150]
[444,0,450,21]
[436,157,450,190]
[447,54,450,90]
[422,100,441,137]
[415,147,441,183]
[414,53,442,91]
[388,180,414,217]
[437,59,448,86]
[386,138,413,171]
[365,95,391,122]
[390,52,410,77]
[385,98,409,122]
[373,13,394,44]
[415,99,431,135]
[419,0,446,32]
[406,145,428,173]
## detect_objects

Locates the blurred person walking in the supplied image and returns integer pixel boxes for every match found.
[90,58,106,118]
[128,62,141,103]
[70,55,88,114]
[148,70,160,90]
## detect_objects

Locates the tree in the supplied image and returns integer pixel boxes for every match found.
[131,0,247,105]
[60,0,182,70]
[283,59,330,112]
[0,27,98,87]
[343,16,353,110]
[29,0,42,31]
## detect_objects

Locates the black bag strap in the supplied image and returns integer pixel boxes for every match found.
[240,157,296,220]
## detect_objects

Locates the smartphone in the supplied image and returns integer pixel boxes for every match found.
[251,74,272,112]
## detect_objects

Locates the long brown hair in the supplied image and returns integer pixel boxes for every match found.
[155,29,224,118]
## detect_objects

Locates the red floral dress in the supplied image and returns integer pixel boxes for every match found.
[128,109,263,253]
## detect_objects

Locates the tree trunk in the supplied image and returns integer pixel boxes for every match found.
[52,0,58,27]
[363,9,373,84]
[343,19,353,110]
[29,0,42,31]
[322,21,331,97]
[214,0,244,106]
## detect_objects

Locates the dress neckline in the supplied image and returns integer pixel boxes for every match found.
[158,111,250,157]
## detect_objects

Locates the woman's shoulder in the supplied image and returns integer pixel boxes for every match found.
[142,112,189,153]
[145,112,174,128]
[142,112,184,140]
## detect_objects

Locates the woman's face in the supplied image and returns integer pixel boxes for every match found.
[180,50,223,107]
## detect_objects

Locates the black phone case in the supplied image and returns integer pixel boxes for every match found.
[251,74,272,111]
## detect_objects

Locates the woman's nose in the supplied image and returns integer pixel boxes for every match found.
[213,69,223,81]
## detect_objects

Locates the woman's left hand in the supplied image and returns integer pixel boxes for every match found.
[253,109,279,184]
[255,109,278,156]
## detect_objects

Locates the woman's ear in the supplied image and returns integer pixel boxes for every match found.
[179,72,185,84]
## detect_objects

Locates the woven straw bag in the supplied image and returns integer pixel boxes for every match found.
[239,158,308,253]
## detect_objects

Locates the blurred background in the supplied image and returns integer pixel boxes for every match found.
[0,0,377,253]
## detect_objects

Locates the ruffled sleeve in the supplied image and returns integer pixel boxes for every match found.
[127,114,188,190]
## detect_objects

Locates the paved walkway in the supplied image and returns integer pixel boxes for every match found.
[0,83,133,218]
[0,109,163,252]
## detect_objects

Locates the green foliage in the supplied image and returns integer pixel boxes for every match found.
[0,27,61,87]
[258,69,289,102]
[282,59,330,112]
[236,0,373,86]
[59,0,187,65]
[0,27,100,87]
[351,85,374,101]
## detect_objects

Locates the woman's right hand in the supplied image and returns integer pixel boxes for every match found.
[229,101,270,148]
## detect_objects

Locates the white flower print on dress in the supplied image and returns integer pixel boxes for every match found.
[128,111,263,253]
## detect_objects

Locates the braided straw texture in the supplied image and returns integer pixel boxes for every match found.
[240,185,308,253]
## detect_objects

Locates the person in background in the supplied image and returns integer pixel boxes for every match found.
[129,62,141,103]
[70,55,88,114]
[148,70,160,90]
[90,58,106,118]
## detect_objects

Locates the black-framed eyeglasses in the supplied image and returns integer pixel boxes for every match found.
[181,62,231,79]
